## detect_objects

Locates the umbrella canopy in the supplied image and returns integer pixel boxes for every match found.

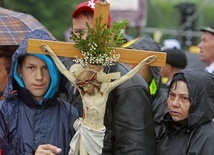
[0,7,55,46]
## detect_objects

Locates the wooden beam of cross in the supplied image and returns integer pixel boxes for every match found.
[27,39,166,67]
[27,1,166,67]
[93,1,110,31]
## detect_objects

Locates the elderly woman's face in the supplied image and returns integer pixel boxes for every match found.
[167,81,190,121]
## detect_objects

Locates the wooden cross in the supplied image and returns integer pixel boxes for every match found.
[27,1,166,67]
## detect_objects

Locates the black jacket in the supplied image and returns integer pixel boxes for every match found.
[127,36,168,140]
[157,69,214,155]
[102,63,156,155]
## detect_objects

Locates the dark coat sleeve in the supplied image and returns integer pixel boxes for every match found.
[152,88,168,141]
[103,84,156,155]
[0,100,16,155]
[187,123,214,155]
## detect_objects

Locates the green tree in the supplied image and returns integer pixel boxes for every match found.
[2,0,214,47]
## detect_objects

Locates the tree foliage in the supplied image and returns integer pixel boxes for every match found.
[1,0,214,44]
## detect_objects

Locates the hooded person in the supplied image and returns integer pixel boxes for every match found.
[157,69,214,155]
[124,36,168,140]
[0,29,79,155]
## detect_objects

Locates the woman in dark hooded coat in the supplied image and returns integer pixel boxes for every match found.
[0,29,79,155]
[157,69,214,155]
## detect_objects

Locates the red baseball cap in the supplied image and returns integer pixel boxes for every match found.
[72,0,97,18]
[72,0,111,27]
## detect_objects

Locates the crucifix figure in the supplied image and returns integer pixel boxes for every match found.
[27,1,166,155]
[40,44,156,155]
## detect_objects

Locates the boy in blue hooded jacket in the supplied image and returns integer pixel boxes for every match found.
[0,29,79,155]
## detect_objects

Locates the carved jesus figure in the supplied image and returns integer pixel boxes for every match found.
[40,44,156,155]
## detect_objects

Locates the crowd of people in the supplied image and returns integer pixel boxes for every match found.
[1,0,214,155]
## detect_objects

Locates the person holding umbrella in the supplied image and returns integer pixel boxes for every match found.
[0,29,79,154]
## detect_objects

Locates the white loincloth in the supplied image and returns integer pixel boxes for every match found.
[68,118,106,155]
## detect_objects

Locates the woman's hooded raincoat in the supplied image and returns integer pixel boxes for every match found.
[0,29,79,155]
[157,69,214,155]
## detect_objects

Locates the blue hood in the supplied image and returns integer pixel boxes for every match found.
[4,29,60,104]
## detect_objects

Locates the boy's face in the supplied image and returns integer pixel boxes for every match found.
[18,55,50,102]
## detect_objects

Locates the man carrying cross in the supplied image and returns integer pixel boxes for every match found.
[70,0,156,154]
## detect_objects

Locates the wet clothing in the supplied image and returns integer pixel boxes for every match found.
[151,86,167,140]
[0,30,79,155]
[0,90,78,155]
[157,69,214,155]
[150,66,168,141]
[127,36,168,140]
[102,63,156,155]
